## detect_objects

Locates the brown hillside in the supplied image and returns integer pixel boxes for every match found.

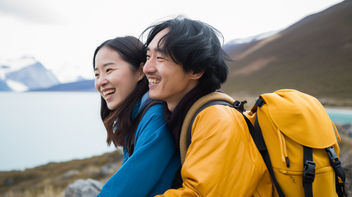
[223,1,352,105]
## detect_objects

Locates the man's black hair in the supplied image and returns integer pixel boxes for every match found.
[143,16,229,92]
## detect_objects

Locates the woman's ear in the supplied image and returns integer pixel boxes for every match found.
[136,62,146,81]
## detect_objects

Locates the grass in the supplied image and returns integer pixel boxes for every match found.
[1,128,351,196]
[0,150,123,197]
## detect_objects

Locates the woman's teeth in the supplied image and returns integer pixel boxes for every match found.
[103,89,115,96]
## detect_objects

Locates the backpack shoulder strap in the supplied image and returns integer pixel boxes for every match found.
[178,92,285,197]
[179,92,234,164]
[136,98,163,122]
[129,98,164,156]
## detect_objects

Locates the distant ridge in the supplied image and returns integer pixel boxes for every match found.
[31,79,95,91]
[223,1,352,102]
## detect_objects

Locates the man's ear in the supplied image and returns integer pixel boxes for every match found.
[137,62,145,81]
[189,70,204,80]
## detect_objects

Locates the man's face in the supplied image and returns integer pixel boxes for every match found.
[143,28,200,111]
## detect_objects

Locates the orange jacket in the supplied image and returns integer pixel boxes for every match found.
[157,105,273,196]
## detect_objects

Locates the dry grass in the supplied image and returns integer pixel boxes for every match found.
[1,125,351,197]
[0,150,123,197]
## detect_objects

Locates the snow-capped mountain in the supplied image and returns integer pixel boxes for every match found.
[226,30,280,45]
[223,30,280,52]
[0,56,60,91]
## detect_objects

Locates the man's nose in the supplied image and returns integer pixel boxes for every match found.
[143,58,156,74]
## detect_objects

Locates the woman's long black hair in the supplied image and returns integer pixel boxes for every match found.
[93,36,148,153]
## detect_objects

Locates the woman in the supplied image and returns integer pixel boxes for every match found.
[93,36,180,196]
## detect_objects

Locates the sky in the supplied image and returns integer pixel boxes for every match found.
[0,0,344,82]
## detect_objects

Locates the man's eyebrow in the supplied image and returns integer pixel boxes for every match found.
[146,46,166,55]
[94,62,114,71]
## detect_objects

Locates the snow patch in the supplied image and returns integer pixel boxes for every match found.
[0,56,38,72]
[226,30,280,45]
[6,80,29,92]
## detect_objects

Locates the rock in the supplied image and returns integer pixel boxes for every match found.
[340,145,352,196]
[342,163,352,197]
[342,123,352,136]
[336,123,352,137]
[65,179,102,197]
[4,177,14,185]
[99,163,116,177]
[63,169,80,179]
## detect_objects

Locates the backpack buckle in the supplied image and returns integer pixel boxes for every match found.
[326,146,346,184]
[233,100,247,113]
[326,146,338,163]
[255,97,265,107]
[303,160,316,185]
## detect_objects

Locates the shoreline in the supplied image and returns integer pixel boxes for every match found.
[1,106,352,173]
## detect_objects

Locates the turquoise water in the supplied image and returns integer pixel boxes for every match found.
[0,92,351,171]
[326,108,352,125]
[0,92,115,171]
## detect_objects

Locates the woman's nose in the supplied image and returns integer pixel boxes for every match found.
[96,75,108,87]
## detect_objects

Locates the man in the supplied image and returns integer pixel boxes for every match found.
[143,17,272,196]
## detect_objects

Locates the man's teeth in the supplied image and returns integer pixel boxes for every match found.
[103,89,115,96]
[149,79,160,84]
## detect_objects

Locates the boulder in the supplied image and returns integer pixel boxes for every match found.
[63,169,80,179]
[65,178,102,197]
[99,163,116,177]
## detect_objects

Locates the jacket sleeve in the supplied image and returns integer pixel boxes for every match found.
[157,105,270,197]
[98,104,179,197]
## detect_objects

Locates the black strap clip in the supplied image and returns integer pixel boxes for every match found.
[303,160,316,185]
[255,97,265,107]
[233,100,247,113]
[325,146,346,197]
[326,146,341,167]
[326,146,345,183]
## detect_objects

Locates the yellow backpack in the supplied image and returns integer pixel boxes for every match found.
[179,89,346,197]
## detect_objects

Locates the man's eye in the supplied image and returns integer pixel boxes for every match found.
[94,73,99,78]
[156,56,165,60]
[106,68,112,72]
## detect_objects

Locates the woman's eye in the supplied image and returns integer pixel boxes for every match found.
[106,68,112,72]
[94,73,99,78]
[156,56,164,60]
[146,55,151,60]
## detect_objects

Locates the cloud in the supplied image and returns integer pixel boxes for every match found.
[0,0,63,24]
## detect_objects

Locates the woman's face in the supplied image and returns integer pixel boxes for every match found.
[94,46,144,110]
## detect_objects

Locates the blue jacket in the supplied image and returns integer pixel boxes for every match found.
[98,93,180,197]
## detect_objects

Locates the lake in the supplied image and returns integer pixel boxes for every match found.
[0,92,115,171]
[0,92,352,171]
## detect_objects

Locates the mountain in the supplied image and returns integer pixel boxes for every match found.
[0,56,96,92]
[0,79,11,91]
[223,30,279,52]
[5,62,60,90]
[222,1,352,102]
[0,56,60,91]
[32,79,95,91]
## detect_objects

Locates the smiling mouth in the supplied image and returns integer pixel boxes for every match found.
[147,78,160,85]
[102,88,115,98]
